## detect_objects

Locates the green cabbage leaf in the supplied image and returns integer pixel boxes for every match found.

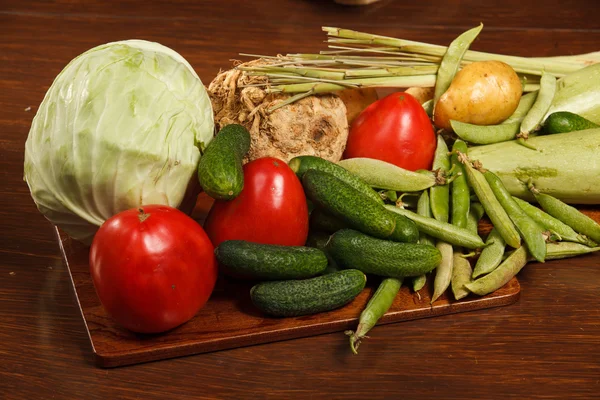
[24,40,214,244]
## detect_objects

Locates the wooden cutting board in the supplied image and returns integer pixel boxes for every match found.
[58,195,522,368]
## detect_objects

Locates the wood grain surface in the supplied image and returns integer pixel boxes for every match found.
[1,0,599,399]
[60,195,520,368]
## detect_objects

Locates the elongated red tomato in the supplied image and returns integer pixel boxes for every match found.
[343,92,436,171]
[90,205,217,334]
[204,157,309,247]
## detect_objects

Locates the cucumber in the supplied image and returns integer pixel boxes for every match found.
[305,231,339,274]
[544,111,600,134]
[197,124,250,200]
[289,155,384,205]
[250,269,366,317]
[328,229,442,278]
[215,240,327,280]
[302,169,418,243]
[309,208,349,233]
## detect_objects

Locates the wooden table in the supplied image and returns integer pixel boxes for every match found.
[1,1,599,398]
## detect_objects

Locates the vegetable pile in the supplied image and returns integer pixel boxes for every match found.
[23,27,600,353]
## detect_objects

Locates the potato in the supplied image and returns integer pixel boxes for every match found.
[433,60,522,131]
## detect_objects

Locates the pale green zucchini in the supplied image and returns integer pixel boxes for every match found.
[467,128,600,204]
[545,63,600,124]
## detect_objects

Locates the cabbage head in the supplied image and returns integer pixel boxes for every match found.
[24,40,214,244]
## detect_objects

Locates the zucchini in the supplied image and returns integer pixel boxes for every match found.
[197,124,250,200]
[544,111,599,134]
[328,229,442,278]
[302,169,418,243]
[545,63,600,125]
[289,155,383,205]
[467,128,600,204]
[215,240,327,280]
[250,269,366,317]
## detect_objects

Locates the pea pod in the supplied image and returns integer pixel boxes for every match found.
[484,170,547,262]
[466,246,528,296]
[532,190,600,244]
[433,23,483,105]
[430,135,451,223]
[451,92,539,145]
[503,91,539,124]
[346,277,403,354]
[450,140,470,228]
[466,202,485,235]
[385,205,486,249]
[414,192,432,290]
[460,156,521,249]
[431,242,453,303]
[545,242,600,260]
[412,274,427,292]
[451,121,520,145]
[417,191,434,247]
[512,196,596,247]
[337,158,437,192]
[414,191,434,291]
[451,252,473,300]
[518,72,557,145]
[472,228,506,279]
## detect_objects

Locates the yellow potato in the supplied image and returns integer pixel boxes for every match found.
[434,60,522,131]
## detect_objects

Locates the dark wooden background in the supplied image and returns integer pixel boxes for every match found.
[1,1,599,399]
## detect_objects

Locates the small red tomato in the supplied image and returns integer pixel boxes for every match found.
[343,92,436,171]
[90,205,217,334]
[204,157,309,247]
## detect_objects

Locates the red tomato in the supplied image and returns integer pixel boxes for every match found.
[343,92,436,171]
[89,205,217,334]
[203,157,309,247]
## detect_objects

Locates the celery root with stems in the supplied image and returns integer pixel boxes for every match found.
[208,60,350,163]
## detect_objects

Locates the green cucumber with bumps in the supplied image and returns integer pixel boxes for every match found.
[544,111,599,134]
[197,124,251,200]
[302,169,418,243]
[250,269,366,317]
[215,240,328,280]
[289,155,383,205]
[328,229,442,278]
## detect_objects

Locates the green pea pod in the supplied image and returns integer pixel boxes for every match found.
[533,191,600,244]
[545,242,600,260]
[414,191,434,291]
[337,158,437,192]
[431,241,453,303]
[461,158,522,249]
[346,277,403,354]
[451,252,473,300]
[484,170,547,262]
[451,140,470,228]
[466,202,485,235]
[451,121,520,145]
[466,246,528,296]
[412,274,427,292]
[385,205,486,249]
[519,72,557,145]
[512,196,596,247]
[417,191,435,246]
[472,228,506,279]
[430,135,451,223]
[433,23,483,106]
